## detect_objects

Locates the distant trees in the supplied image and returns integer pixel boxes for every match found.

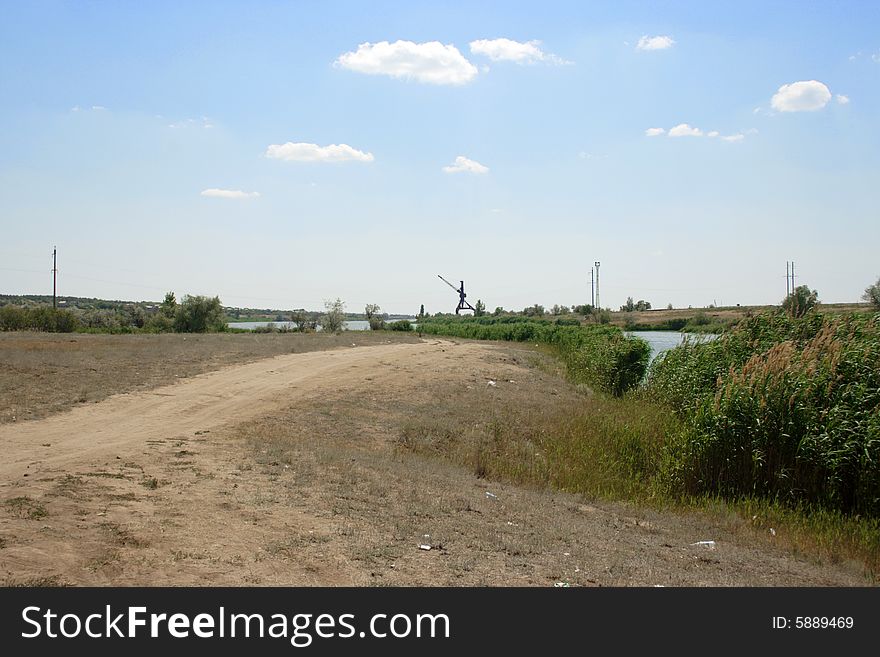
[782,285,819,318]
[523,304,545,317]
[0,306,79,332]
[551,304,570,315]
[621,297,652,312]
[572,304,593,315]
[418,304,425,319]
[365,303,385,330]
[290,310,316,332]
[321,298,346,333]
[161,292,177,318]
[863,277,880,310]
[493,306,504,316]
[474,299,486,317]
[173,295,226,332]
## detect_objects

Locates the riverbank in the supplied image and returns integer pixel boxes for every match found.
[0,334,868,585]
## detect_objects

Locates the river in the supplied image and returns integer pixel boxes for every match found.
[626,330,715,364]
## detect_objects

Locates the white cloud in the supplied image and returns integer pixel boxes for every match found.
[649,124,752,142]
[771,80,832,112]
[265,142,374,163]
[200,188,260,199]
[91,105,107,111]
[636,35,675,51]
[668,123,703,137]
[168,117,214,129]
[442,155,489,174]
[334,40,478,85]
[469,38,571,65]
[836,94,850,105]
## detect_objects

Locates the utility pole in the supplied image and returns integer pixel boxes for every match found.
[590,267,596,308]
[786,261,790,297]
[791,261,796,293]
[52,246,57,309]
[594,261,601,310]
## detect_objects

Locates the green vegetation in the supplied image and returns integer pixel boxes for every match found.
[321,298,346,333]
[0,292,226,334]
[172,295,226,333]
[0,306,80,332]
[782,284,819,318]
[409,310,880,572]
[864,277,880,310]
[365,303,385,330]
[650,313,880,517]
[620,296,651,312]
[418,316,650,396]
[388,319,413,331]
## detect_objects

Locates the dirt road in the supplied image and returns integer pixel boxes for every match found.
[0,341,431,477]
[0,339,869,586]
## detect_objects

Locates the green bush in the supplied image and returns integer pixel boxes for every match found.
[388,320,413,331]
[321,298,346,333]
[0,306,79,332]
[173,295,227,333]
[418,318,649,396]
[650,313,880,516]
[0,305,26,331]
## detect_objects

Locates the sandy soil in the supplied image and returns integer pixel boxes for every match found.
[0,338,869,586]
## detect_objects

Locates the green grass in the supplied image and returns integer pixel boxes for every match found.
[649,312,880,516]
[418,317,650,396]
[401,313,880,575]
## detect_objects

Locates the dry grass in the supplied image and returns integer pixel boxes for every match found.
[1,334,870,585]
[0,330,419,424]
[228,343,868,584]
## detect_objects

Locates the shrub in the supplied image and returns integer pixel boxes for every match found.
[864,277,880,310]
[173,295,226,333]
[0,306,79,332]
[650,313,880,516]
[0,305,26,331]
[320,298,346,333]
[782,285,819,318]
[364,303,385,330]
[388,320,413,331]
[418,318,649,396]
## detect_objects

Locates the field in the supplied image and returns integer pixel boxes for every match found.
[604,302,870,330]
[0,331,872,585]
[0,331,418,425]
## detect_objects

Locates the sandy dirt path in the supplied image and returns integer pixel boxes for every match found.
[0,341,435,479]
[0,339,869,586]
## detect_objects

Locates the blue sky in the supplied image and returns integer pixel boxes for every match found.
[1,1,878,314]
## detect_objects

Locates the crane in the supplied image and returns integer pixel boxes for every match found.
[438,275,476,315]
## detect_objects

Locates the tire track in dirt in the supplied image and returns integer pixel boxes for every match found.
[0,340,455,479]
